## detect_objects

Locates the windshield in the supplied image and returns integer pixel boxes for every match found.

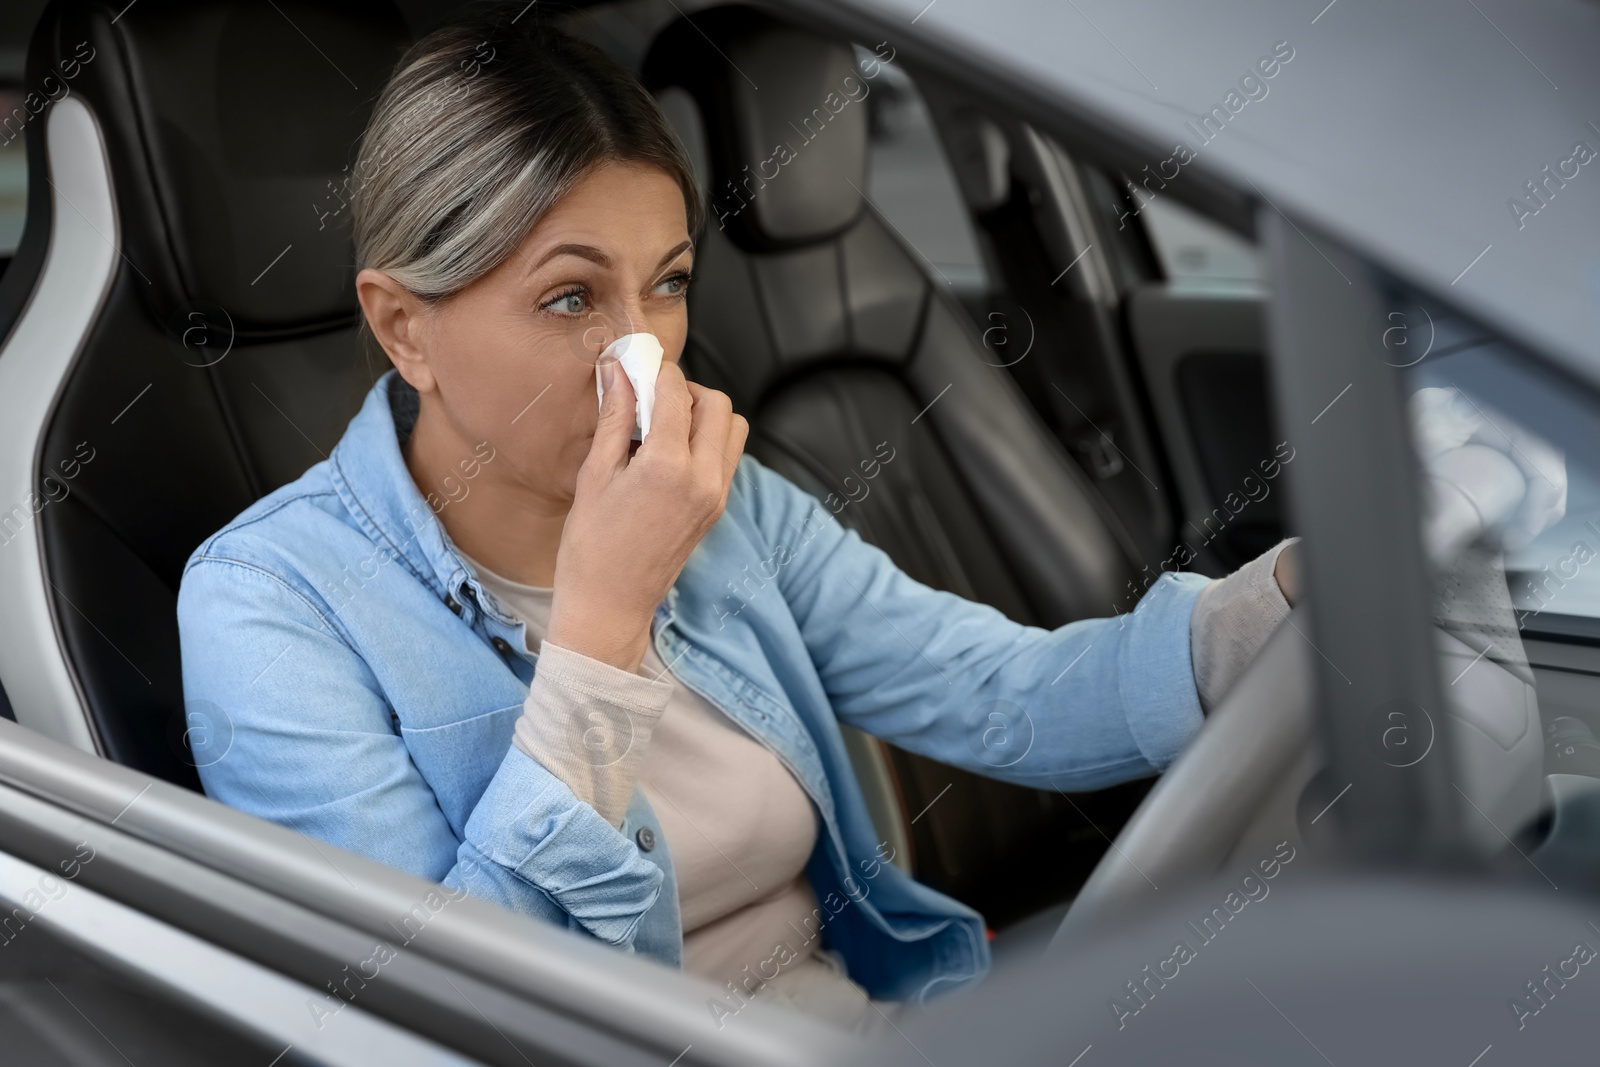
[1392,296,1600,877]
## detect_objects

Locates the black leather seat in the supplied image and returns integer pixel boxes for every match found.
[644,8,1142,922]
[0,0,408,788]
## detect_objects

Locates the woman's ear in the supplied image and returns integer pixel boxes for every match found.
[356,268,437,393]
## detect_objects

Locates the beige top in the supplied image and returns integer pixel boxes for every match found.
[461,553,855,1013]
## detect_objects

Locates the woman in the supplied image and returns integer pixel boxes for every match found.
[175,14,1298,1030]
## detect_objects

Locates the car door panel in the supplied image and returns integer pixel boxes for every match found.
[1125,286,1284,572]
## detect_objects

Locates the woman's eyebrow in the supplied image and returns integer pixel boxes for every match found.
[528,243,613,274]
[524,240,692,277]
[655,240,693,268]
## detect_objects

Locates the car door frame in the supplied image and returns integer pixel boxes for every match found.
[0,716,849,1067]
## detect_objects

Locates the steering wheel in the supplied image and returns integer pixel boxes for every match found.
[1054,584,1547,946]
[1052,610,1317,946]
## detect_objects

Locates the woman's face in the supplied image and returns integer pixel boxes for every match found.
[362,161,694,506]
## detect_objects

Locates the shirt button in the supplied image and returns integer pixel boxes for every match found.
[491,636,513,656]
[445,596,462,616]
[635,827,656,852]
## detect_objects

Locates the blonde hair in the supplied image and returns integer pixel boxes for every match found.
[352,12,703,301]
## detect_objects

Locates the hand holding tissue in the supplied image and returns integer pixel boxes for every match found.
[554,345,748,672]
[595,333,665,441]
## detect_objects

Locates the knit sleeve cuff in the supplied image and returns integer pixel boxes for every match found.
[512,641,673,827]
[1189,538,1296,713]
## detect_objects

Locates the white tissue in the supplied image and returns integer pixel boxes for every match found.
[594,332,665,441]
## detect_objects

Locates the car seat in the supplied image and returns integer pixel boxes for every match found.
[0,0,408,788]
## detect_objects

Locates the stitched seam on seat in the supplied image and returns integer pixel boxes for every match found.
[835,237,854,352]
[46,486,182,596]
[204,368,267,501]
[746,252,785,371]
[107,23,265,503]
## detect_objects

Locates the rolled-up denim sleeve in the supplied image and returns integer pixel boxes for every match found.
[735,457,1209,788]
[177,555,662,948]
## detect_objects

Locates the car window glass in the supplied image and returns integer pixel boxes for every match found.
[0,89,24,261]
[1397,302,1600,862]
[858,52,988,300]
[1506,442,1600,622]
[1138,195,1260,288]
[1404,315,1600,628]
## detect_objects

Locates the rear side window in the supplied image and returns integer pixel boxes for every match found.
[0,88,24,260]
[860,53,989,300]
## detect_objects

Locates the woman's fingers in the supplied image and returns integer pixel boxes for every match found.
[555,367,747,674]
[725,413,750,485]
[645,361,694,457]
[685,381,748,494]
[633,370,744,515]
[685,381,734,481]
[584,358,636,479]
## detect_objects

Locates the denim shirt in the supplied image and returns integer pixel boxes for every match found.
[176,371,1210,1003]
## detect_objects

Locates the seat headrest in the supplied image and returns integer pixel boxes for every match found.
[643,7,872,251]
[32,0,407,329]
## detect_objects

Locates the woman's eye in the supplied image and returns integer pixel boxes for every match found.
[653,271,692,298]
[542,290,588,315]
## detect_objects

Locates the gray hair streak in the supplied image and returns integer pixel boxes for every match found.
[352,13,703,301]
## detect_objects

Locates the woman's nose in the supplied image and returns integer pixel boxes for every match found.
[582,300,649,358]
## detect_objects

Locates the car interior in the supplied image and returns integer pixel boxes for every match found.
[0,0,1596,1062]
[0,0,1294,931]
